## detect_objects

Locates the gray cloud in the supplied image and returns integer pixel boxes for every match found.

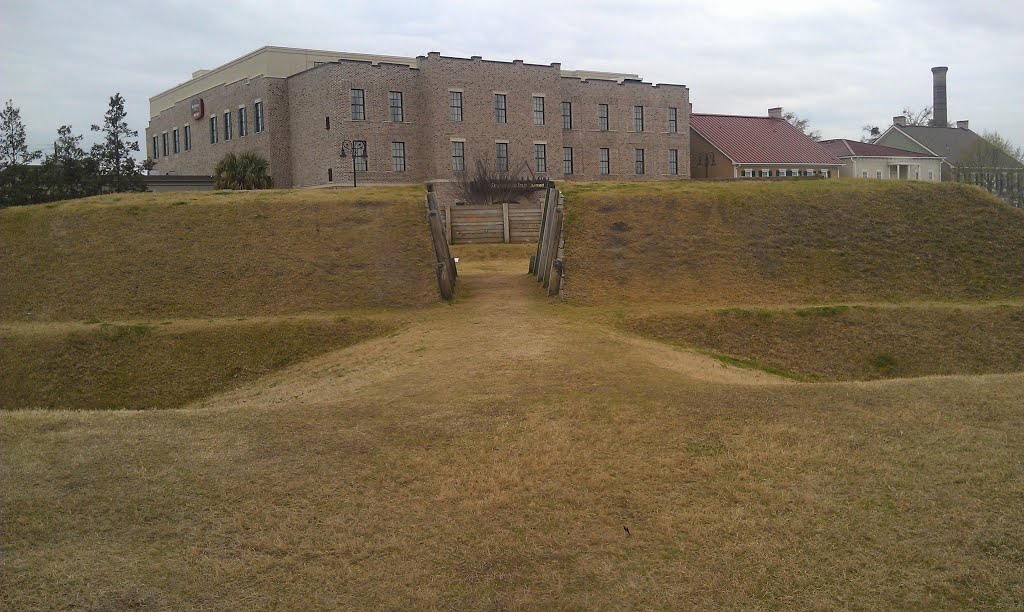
[1,0,1021,158]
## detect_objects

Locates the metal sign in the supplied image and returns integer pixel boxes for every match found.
[190,98,204,120]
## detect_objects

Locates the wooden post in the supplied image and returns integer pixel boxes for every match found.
[444,205,452,245]
[502,202,510,244]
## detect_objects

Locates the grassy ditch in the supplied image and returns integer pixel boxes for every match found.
[624,304,1024,381]
[0,317,394,410]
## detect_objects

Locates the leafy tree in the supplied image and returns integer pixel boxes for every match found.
[783,111,821,141]
[91,93,146,192]
[0,100,42,169]
[981,130,1024,165]
[43,125,100,201]
[214,152,273,189]
[0,100,45,206]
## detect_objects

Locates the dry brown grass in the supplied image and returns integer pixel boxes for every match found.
[3,256,1023,609]
[561,179,1024,305]
[0,186,439,321]
[0,317,394,411]
[625,304,1024,381]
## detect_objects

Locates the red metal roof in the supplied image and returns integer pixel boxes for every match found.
[690,113,842,165]
[819,138,938,158]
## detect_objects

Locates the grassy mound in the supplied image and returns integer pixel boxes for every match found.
[625,304,1024,381]
[562,180,1024,305]
[1,317,393,410]
[0,187,438,321]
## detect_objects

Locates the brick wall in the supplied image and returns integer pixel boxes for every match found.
[146,52,692,188]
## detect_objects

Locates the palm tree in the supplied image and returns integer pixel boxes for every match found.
[214,152,273,189]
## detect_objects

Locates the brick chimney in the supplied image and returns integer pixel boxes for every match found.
[893,115,907,126]
[931,66,948,127]
[768,107,783,119]
[956,120,969,130]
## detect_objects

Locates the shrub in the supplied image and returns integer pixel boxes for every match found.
[214,152,273,190]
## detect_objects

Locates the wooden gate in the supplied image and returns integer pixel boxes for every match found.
[444,202,543,244]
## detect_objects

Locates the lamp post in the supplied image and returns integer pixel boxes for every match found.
[695,151,717,178]
[339,139,365,187]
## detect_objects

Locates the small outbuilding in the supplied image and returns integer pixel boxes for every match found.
[819,139,942,182]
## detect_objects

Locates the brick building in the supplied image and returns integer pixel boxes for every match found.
[146,46,691,188]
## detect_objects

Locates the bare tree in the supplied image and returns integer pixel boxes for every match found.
[452,156,540,205]
[783,111,821,141]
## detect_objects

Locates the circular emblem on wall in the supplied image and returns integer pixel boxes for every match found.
[190,98,205,120]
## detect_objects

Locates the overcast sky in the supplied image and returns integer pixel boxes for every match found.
[2,0,1022,158]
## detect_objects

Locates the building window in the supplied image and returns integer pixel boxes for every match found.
[389,91,404,122]
[351,89,365,121]
[224,111,232,141]
[495,94,506,123]
[928,170,934,180]
[598,104,609,131]
[634,106,645,132]
[760,169,770,177]
[876,170,882,179]
[239,107,248,136]
[161,133,168,157]
[535,143,547,173]
[496,142,509,172]
[325,116,331,130]
[328,167,333,182]
[668,107,678,133]
[152,135,159,159]
[353,141,368,172]
[561,102,572,129]
[822,169,831,178]
[450,91,463,122]
[184,125,191,151]
[452,141,465,172]
[742,169,755,178]
[806,169,816,176]
[209,115,218,144]
[392,141,406,172]
[599,148,610,175]
[172,129,180,154]
[563,147,573,175]
[635,148,645,174]
[533,96,545,126]
[669,149,678,175]
[254,102,265,133]
[862,171,868,177]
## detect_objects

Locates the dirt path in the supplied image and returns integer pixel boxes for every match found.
[201,258,783,413]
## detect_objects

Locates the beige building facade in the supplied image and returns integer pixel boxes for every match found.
[147,47,691,188]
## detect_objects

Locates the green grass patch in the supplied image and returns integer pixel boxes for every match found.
[625,304,1024,381]
[0,318,394,411]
